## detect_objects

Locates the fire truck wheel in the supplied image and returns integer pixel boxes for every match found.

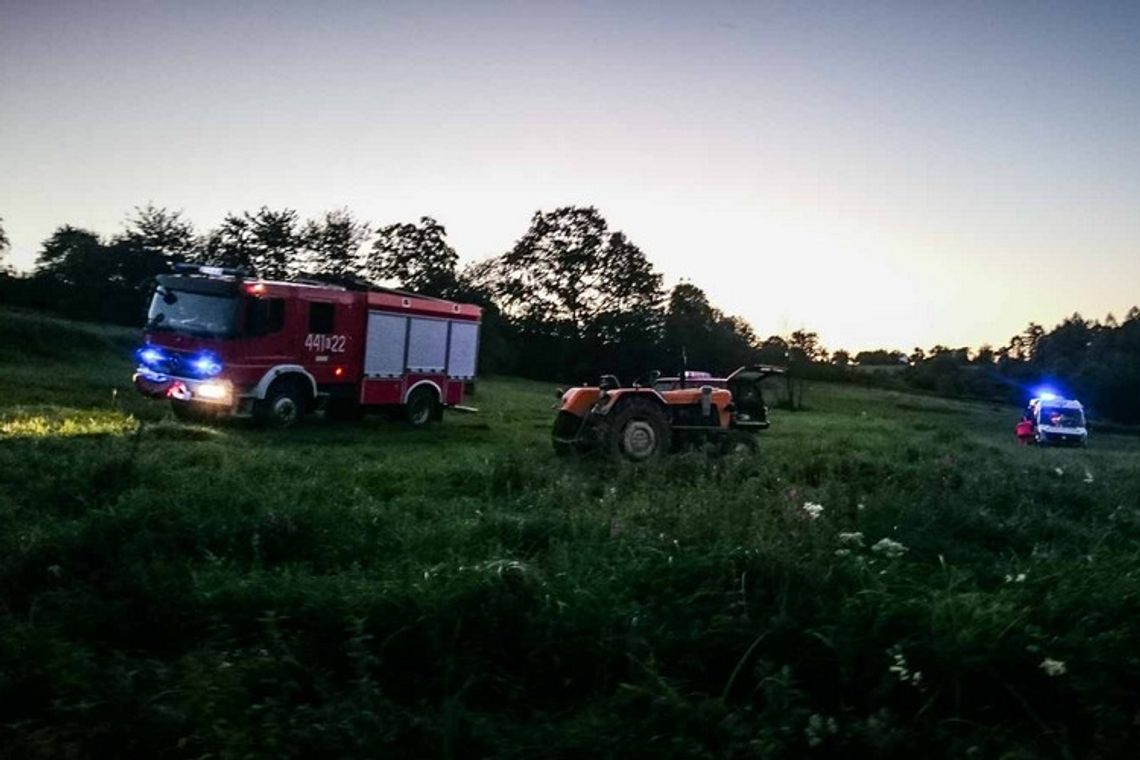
[605,398,670,462]
[257,381,307,428]
[405,387,439,427]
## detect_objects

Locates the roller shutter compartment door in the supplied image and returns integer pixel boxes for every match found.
[407,318,448,372]
[364,313,407,377]
[447,321,479,379]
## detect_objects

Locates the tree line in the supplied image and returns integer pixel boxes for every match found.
[0,205,775,383]
[895,315,1140,424]
[2,208,1139,423]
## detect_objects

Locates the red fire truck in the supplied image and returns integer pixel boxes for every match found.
[133,265,481,427]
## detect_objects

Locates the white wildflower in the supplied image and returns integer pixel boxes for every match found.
[888,647,923,686]
[857,502,866,511]
[802,501,824,520]
[872,538,908,559]
[1054,467,1064,476]
[1084,470,1094,484]
[805,714,839,748]
[1016,573,1027,583]
[838,531,864,547]
[835,548,851,557]
[1040,658,1067,677]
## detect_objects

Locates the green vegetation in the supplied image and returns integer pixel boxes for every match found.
[3,308,1140,757]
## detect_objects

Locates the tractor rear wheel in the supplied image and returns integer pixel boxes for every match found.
[605,398,671,462]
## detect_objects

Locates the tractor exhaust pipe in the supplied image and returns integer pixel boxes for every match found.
[700,385,713,418]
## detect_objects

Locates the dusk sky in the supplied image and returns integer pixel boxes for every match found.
[3,0,1138,352]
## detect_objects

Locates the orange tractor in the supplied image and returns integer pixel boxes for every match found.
[552,366,785,461]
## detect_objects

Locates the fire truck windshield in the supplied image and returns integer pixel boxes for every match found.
[146,288,240,337]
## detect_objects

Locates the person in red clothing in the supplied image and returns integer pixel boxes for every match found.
[1015,416,1035,445]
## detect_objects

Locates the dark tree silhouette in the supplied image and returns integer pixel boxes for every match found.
[855,349,906,366]
[31,226,147,322]
[35,226,104,284]
[365,216,459,297]
[301,209,370,279]
[478,206,665,380]
[205,207,301,279]
[493,207,662,337]
[202,214,254,272]
[664,283,717,364]
[118,204,198,267]
[664,283,762,373]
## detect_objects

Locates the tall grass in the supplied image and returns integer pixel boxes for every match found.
[2,308,1140,757]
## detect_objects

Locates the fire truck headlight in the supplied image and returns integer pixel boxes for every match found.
[192,353,223,377]
[196,382,230,401]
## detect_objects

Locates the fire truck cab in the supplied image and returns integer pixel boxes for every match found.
[133,266,481,427]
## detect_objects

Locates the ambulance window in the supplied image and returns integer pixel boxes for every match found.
[308,301,335,333]
[246,297,285,336]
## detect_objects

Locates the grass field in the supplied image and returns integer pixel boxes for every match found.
[3,308,1140,758]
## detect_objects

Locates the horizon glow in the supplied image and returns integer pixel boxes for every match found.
[3,1,1139,353]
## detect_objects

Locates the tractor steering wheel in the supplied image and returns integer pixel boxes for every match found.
[633,370,661,388]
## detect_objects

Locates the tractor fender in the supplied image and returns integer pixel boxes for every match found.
[593,388,669,416]
[557,387,604,418]
[250,365,318,400]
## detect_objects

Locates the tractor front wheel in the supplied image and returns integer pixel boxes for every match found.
[605,398,670,462]
[552,410,590,456]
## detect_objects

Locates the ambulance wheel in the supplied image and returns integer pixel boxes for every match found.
[405,387,439,427]
[257,381,306,428]
[605,398,670,463]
